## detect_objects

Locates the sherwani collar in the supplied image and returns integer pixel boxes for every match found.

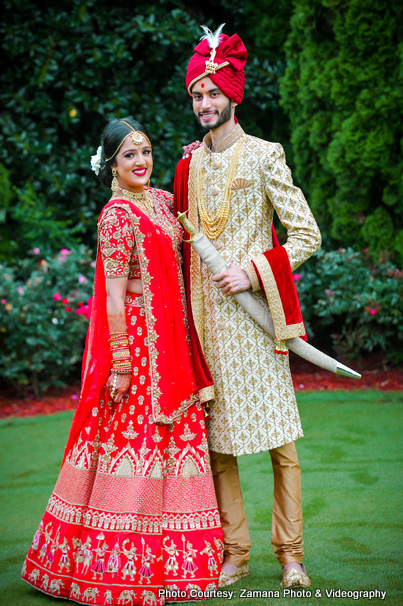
[203,123,245,154]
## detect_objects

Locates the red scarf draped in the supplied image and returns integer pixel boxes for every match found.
[64,198,210,462]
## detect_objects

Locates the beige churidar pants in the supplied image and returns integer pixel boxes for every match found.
[210,441,303,567]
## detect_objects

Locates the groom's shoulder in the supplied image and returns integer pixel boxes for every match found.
[244,134,284,161]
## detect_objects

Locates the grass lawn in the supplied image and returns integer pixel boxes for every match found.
[0,390,402,606]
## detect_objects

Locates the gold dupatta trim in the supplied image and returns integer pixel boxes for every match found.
[104,200,199,423]
[253,253,305,341]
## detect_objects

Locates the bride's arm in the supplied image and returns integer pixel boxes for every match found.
[105,276,131,404]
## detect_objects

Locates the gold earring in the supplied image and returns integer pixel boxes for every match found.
[147,179,150,187]
[111,168,119,193]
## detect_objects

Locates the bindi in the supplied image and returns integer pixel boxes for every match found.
[201,83,205,88]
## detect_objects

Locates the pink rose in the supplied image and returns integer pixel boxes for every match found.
[62,298,69,305]
[53,293,62,301]
[294,274,301,281]
[370,309,377,315]
[33,247,40,255]
[17,286,24,295]
[78,275,87,283]
[1,299,6,304]
[76,303,92,320]
[75,305,88,315]
[59,248,71,256]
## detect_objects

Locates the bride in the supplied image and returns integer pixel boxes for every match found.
[22,117,223,605]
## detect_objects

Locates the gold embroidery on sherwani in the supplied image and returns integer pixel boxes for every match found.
[188,147,205,349]
[188,124,321,456]
[253,254,305,341]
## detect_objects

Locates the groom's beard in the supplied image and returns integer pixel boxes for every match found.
[196,99,232,131]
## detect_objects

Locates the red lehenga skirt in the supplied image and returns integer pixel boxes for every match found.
[22,294,223,605]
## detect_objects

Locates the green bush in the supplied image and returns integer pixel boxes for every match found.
[279,0,403,262]
[0,247,95,395]
[0,0,283,260]
[296,248,403,364]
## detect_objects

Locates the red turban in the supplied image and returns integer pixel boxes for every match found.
[186,30,247,104]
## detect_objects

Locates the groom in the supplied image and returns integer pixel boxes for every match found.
[174,26,321,588]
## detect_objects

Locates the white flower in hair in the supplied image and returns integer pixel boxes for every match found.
[90,146,103,175]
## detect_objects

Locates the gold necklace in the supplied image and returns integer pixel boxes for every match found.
[197,136,245,240]
[121,188,154,212]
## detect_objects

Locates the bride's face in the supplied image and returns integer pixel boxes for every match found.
[114,136,153,192]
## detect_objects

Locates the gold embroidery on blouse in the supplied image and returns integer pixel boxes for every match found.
[103,195,199,424]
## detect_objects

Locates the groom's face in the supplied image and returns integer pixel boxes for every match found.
[191,76,235,131]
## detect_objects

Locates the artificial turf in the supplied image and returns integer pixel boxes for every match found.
[0,390,402,606]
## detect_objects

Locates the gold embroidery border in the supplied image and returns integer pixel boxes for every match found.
[187,61,230,95]
[253,253,305,341]
[245,259,261,292]
[108,202,199,424]
[199,385,215,405]
[202,123,244,154]
[188,146,205,350]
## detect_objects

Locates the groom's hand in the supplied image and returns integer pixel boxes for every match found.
[212,263,251,295]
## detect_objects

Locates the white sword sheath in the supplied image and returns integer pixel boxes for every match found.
[177,212,361,380]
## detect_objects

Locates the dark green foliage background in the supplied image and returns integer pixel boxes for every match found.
[2,0,401,262]
[0,0,280,257]
[280,0,403,259]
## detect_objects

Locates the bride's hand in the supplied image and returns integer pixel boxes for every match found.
[106,372,131,404]
[182,140,202,158]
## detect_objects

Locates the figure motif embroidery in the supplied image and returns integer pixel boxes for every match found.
[121,540,138,580]
[91,533,108,579]
[181,536,198,578]
[138,539,156,584]
[159,537,179,576]
[200,541,218,575]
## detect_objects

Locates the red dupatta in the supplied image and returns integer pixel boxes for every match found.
[64,196,210,462]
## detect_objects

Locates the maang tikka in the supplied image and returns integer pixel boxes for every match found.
[111,168,119,193]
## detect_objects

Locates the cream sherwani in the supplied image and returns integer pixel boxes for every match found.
[187,124,321,456]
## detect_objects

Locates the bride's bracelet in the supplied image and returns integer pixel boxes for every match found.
[110,333,132,374]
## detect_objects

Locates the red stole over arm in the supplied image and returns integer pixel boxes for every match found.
[64,198,213,462]
[251,248,307,347]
